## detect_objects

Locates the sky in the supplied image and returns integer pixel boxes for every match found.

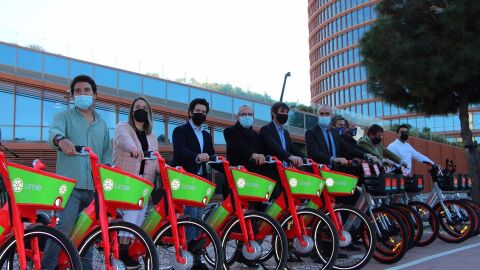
[0,0,312,104]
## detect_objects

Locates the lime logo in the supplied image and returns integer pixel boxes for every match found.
[237,178,246,189]
[206,187,212,196]
[59,184,68,195]
[289,178,298,188]
[326,178,334,187]
[103,179,114,191]
[143,188,149,196]
[13,178,23,193]
[171,179,181,191]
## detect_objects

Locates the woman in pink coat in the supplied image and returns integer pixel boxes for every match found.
[113,97,158,229]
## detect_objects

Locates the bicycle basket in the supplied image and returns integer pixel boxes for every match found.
[284,168,325,199]
[405,174,424,193]
[364,174,393,196]
[166,167,216,207]
[231,168,276,202]
[320,169,358,196]
[6,163,76,210]
[99,165,154,210]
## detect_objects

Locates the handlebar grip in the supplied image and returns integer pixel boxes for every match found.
[209,155,218,162]
[74,146,85,153]
[143,150,153,157]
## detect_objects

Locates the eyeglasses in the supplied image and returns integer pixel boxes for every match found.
[239,113,254,117]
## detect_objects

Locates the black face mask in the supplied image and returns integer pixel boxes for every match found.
[276,113,289,125]
[372,137,382,145]
[191,112,206,126]
[400,132,409,141]
[133,109,148,123]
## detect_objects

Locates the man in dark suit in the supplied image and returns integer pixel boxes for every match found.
[305,106,374,169]
[259,102,305,198]
[171,98,214,252]
[224,105,265,171]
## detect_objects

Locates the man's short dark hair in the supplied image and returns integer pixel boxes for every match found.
[188,98,210,114]
[270,102,289,119]
[70,75,97,95]
[344,119,350,128]
[397,124,410,133]
[367,124,384,136]
[331,115,345,126]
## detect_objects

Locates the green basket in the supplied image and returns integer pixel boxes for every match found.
[320,169,358,196]
[6,163,76,210]
[99,165,154,210]
[231,168,276,202]
[284,168,325,199]
[166,167,216,207]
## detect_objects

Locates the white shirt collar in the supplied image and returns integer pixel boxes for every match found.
[189,119,203,132]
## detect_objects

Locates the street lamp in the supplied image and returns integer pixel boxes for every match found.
[280,72,291,102]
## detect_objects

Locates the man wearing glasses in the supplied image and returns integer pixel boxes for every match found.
[224,105,266,171]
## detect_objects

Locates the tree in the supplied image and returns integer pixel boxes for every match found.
[27,44,45,51]
[360,0,480,202]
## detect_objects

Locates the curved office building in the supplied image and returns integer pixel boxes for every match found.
[308,0,480,143]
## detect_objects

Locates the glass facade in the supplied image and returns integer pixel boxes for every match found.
[0,41,320,144]
[308,0,474,138]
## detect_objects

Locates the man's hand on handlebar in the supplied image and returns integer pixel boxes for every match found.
[333,157,349,166]
[59,138,76,156]
[288,155,303,167]
[382,158,396,167]
[251,153,266,166]
[400,161,408,168]
[197,153,210,163]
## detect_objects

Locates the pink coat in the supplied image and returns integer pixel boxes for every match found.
[113,122,159,183]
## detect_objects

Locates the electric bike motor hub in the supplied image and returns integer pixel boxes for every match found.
[242,241,263,261]
[173,250,194,270]
[293,235,315,255]
[338,229,353,248]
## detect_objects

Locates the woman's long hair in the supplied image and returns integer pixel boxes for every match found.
[128,96,153,134]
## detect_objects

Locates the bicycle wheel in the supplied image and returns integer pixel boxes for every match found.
[387,204,416,249]
[0,225,81,269]
[78,221,159,270]
[459,199,480,236]
[220,211,288,270]
[435,200,475,243]
[324,204,376,270]
[279,208,339,270]
[408,201,439,246]
[154,217,224,270]
[371,207,409,264]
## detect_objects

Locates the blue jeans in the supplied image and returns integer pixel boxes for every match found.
[42,189,94,269]
[184,206,204,241]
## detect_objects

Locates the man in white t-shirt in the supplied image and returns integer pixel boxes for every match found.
[387,124,434,174]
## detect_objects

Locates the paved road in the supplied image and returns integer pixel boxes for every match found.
[366,235,480,270]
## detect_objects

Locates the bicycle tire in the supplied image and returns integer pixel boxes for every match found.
[387,204,416,249]
[408,201,439,246]
[434,200,475,243]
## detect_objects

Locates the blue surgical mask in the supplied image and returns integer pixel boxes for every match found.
[318,117,330,128]
[74,95,93,110]
[239,116,254,128]
[336,127,345,135]
[350,127,358,136]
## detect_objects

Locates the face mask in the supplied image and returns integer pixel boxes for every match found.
[133,109,148,123]
[74,95,93,110]
[350,127,358,137]
[276,113,288,125]
[372,137,382,145]
[400,132,409,141]
[191,112,206,126]
[336,127,345,135]
[318,117,330,128]
[239,116,254,128]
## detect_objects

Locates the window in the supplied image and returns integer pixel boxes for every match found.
[44,55,68,78]
[43,98,67,127]
[17,49,42,72]
[166,82,189,104]
[152,114,166,144]
[190,87,211,104]
[70,61,93,78]
[375,101,382,117]
[0,44,16,66]
[214,128,226,145]
[369,102,375,117]
[95,66,117,89]
[0,90,14,125]
[118,72,141,93]
[233,98,254,113]
[211,93,232,114]
[16,93,41,126]
[15,127,41,141]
